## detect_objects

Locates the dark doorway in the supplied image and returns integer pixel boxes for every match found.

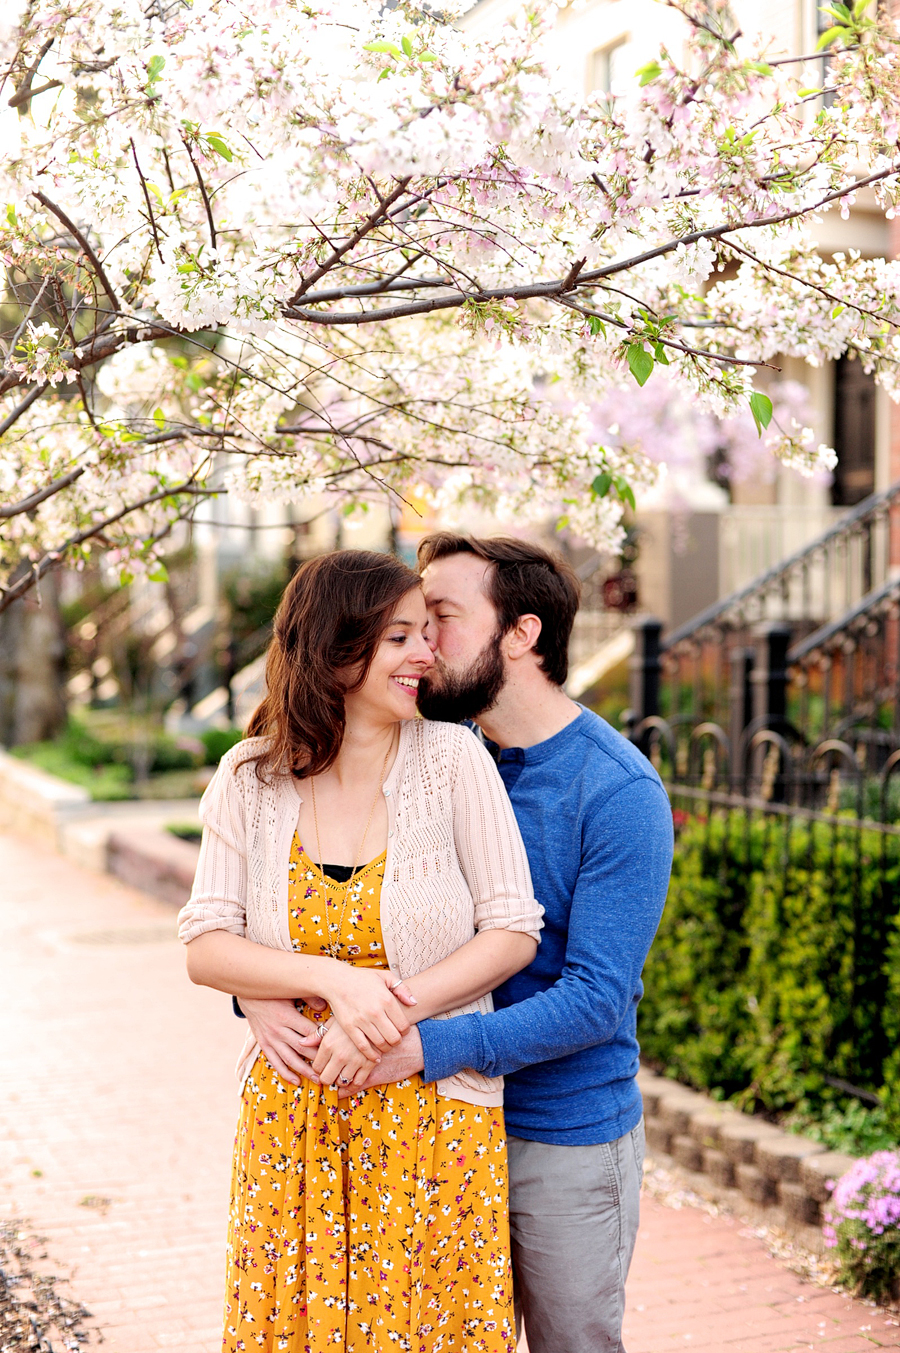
[832,353,876,507]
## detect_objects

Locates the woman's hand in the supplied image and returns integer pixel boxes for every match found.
[320,965,416,1059]
[302,1021,375,1088]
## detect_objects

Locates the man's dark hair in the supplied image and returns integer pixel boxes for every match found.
[417,532,581,687]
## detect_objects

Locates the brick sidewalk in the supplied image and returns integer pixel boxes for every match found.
[0,830,897,1352]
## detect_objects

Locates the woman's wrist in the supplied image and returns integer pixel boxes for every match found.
[302,954,342,1002]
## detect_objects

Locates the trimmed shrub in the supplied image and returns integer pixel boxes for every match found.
[639,808,900,1129]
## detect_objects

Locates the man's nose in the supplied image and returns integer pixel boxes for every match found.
[423,620,438,652]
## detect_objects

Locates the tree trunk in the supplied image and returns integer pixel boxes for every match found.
[0,567,67,746]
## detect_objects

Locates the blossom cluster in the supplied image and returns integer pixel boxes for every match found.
[824,1149,900,1304]
[1,0,899,602]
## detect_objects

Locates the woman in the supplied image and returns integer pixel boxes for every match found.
[178,550,542,1353]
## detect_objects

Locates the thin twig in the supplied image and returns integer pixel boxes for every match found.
[181,135,217,252]
[723,236,898,331]
[33,191,120,312]
[556,295,779,369]
[130,139,164,261]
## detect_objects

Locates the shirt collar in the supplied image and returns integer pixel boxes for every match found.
[493,705,588,767]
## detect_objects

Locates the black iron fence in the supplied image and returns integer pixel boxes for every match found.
[633,712,900,1114]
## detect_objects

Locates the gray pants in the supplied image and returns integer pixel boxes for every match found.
[507,1119,645,1353]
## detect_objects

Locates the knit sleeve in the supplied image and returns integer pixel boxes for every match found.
[177,750,249,943]
[449,728,543,939]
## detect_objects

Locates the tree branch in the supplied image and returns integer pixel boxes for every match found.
[0,466,86,518]
[283,163,900,328]
[0,323,172,398]
[0,483,216,615]
[287,178,413,305]
[32,192,120,312]
[0,380,47,436]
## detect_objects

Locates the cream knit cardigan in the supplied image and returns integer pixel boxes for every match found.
[178,718,543,1107]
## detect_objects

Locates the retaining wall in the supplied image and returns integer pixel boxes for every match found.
[637,1066,856,1249]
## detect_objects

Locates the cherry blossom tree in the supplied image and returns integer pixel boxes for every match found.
[1,0,897,612]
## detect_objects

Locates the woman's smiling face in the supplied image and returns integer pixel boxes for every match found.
[344,586,435,726]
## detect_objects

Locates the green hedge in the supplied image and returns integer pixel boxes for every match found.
[638,808,900,1129]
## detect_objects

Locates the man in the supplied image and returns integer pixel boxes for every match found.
[239,533,673,1353]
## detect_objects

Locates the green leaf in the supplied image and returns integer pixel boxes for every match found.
[147,562,169,583]
[205,134,233,162]
[146,54,165,87]
[587,314,606,338]
[592,471,613,498]
[419,51,438,62]
[615,478,636,512]
[749,391,773,436]
[636,60,661,86]
[6,204,16,227]
[832,303,846,319]
[853,0,873,14]
[153,407,165,430]
[362,40,402,58]
[377,67,391,81]
[146,181,164,202]
[815,24,846,49]
[556,515,570,531]
[749,61,773,75]
[821,2,852,21]
[626,343,654,387]
[653,342,670,366]
[798,86,824,96]
[401,34,413,56]
[119,570,134,586]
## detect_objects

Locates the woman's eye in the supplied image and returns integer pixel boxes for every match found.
[389,633,406,644]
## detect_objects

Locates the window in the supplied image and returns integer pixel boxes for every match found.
[831,354,876,507]
[588,37,629,99]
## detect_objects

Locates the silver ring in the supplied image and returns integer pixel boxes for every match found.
[315,1024,327,1040]
[340,1076,350,1085]
[388,977,404,991]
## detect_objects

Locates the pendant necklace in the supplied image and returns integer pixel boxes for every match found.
[309,738,393,959]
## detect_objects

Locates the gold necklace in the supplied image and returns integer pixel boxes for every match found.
[309,738,393,958]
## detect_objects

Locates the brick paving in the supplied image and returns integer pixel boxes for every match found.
[0,828,897,1352]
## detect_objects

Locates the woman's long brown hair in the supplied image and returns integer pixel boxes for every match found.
[242,550,421,781]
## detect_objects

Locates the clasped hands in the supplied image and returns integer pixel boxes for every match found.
[240,964,423,1096]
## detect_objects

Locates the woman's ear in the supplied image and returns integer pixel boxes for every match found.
[504,614,542,661]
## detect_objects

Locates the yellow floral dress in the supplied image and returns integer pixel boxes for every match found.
[223,833,516,1353]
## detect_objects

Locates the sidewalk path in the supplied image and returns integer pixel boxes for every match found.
[0,830,897,1352]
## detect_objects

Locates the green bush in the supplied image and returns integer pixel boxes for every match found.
[639,808,900,1134]
[11,717,201,799]
[200,726,244,765]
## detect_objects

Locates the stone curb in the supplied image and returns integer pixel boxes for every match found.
[638,1066,857,1248]
[107,827,199,908]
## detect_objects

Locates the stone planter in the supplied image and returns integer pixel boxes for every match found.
[638,1066,857,1247]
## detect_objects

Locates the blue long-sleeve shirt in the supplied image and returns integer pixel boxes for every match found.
[418,707,673,1145]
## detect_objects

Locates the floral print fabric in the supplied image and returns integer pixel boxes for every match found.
[223,835,516,1352]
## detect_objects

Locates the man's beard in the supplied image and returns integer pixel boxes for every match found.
[417,631,506,723]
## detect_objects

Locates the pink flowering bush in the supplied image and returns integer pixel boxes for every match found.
[824,1152,900,1304]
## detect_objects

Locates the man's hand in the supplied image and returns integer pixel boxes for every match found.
[336,1026,424,1100]
[238,997,322,1087]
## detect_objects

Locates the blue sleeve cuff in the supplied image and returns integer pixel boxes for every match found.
[419,1014,483,1083]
